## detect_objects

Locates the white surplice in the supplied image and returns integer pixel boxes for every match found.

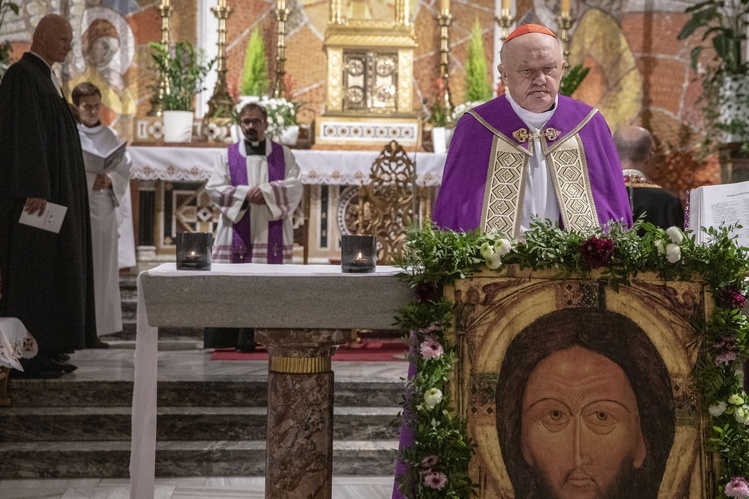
[206,140,302,263]
[78,124,132,335]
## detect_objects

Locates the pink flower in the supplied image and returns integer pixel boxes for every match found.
[421,455,438,469]
[717,286,748,310]
[423,471,448,490]
[716,351,738,366]
[579,236,614,269]
[725,476,749,498]
[420,338,444,360]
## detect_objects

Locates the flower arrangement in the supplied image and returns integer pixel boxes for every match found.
[394,217,749,498]
[256,95,300,140]
[451,101,483,123]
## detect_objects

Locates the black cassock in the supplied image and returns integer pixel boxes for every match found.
[0,52,97,352]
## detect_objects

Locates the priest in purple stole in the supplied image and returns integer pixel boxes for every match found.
[392,24,632,498]
[204,102,302,350]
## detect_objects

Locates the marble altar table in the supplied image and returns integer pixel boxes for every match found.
[131,263,413,499]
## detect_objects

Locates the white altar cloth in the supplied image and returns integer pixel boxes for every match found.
[129,146,446,186]
[131,263,408,499]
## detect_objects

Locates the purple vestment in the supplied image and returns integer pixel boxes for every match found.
[432,94,633,231]
[228,141,286,264]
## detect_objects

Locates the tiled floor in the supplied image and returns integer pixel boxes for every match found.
[2,344,407,498]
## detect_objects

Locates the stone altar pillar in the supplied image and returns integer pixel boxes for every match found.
[257,328,350,499]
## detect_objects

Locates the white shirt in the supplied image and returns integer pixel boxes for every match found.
[506,92,561,231]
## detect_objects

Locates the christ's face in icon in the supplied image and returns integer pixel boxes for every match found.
[521,346,647,499]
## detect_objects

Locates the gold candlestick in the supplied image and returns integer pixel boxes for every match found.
[206,0,235,118]
[147,1,172,116]
[557,13,574,71]
[436,12,454,124]
[495,8,514,41]
[272,4,290,99]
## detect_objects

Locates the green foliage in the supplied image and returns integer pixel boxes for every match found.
[240,28,269,96]
[677,0,749,152]
[395,219,749,497]
[0,1,19,82]
[149,41,215,111]
[464,19,492,103]
[559,63,590,96]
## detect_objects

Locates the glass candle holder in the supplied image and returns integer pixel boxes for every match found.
[341,234,376,273]
[176,232,213,270]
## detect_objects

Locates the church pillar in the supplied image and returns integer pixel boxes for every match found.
[256,328,350,499]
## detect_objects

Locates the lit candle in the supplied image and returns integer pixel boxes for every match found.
[561,0,570,15]
[278,0,286,10]
[502,0,510,11]
[184,251,201,262]
[218,0,226,7]
[439,0,449,15]
[161,0,170,8]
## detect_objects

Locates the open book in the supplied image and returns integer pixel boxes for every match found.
[687,180,749,247]
[82,140,127,174]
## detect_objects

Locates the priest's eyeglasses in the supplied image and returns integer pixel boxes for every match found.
[241,118,266,126]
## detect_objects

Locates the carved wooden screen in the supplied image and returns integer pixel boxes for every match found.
[356,140,416,264]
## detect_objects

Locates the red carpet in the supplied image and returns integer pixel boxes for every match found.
[210,340,409,362]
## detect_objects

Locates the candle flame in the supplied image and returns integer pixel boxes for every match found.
[357,252,362,259]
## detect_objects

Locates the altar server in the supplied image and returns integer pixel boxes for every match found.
[204,102,302,350]
[432,24,633,234]
[73,82,132,344]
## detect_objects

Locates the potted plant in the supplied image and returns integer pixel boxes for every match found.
[0,1,19,83]
[678,0,749,160]
[428,99,452,154]
[149,40,215,142]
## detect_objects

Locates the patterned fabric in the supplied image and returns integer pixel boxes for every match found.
[480,136,528,235]
[547,133,599,231]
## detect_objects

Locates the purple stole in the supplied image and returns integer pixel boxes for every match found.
[227,141,285,264]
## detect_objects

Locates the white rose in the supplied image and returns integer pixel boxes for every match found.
[495,239,512,257]
[479,242,494,259]
[486,252,502,270]
[276,115,284,124]
[423,388,443,410]
[666,243,681,263]
[735,406,749,425]
[666,226,684,244]
[654,240,666,255]
[709,401,728,417]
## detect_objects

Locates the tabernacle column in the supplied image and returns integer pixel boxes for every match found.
[256,328,350,499]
